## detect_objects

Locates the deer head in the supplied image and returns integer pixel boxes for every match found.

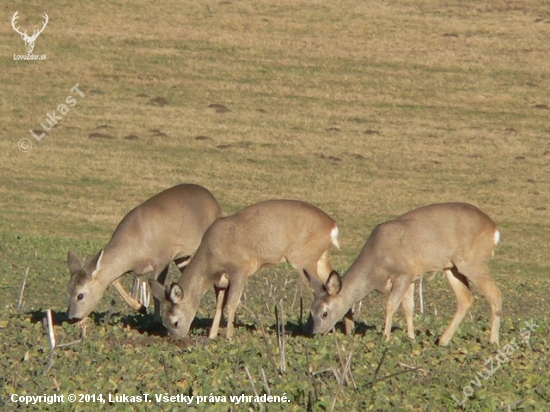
[11,11,49,54]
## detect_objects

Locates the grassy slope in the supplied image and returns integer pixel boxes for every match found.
[1,0,549,410]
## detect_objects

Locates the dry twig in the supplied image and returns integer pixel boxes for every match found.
[17,267,29,312]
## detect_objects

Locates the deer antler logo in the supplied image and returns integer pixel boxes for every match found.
[11,11,49,54]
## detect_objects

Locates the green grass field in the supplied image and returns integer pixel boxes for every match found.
[1,0,549,410]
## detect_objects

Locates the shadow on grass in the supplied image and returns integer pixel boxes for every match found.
[26,308,377,346]
[258,316,378,338]
[26,307,168,337]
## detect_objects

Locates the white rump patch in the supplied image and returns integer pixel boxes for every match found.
[331,225,340,249]
[494,230,501,245]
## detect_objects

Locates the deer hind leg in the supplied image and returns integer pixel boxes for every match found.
[209,274,229,339]
[289,233,338,284]
[312,248,355,335]
[322,245,355,337]
[112,278,147,314]
[401,283,416,339]
[438,267,473,346]
[289,249,329,289]
[384,277,414,342]
[174,256,191,272]
[315,249,333,282]
[457,262,502,345]
[330,249,353,335]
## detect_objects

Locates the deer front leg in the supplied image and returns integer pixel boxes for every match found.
[223,274,248,340]
[209,274,229,339]
[384,278,413,342]
[209,286,227,339]
[344,307,355,335]
[401,283,415,340]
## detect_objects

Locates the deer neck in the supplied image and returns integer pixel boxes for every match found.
[94,243,134,284]
[340,254,378,306]
[178,250,215,310]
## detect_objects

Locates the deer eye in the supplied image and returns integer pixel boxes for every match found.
[173,321,179,328]
[322,311,329,319]
[77,293,84,301]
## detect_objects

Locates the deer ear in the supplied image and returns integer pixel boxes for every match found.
[324,270,343,296]
[303,269,324,295]
[87,249,104,278]
[67,250,82,275]
[168,283,184,304]
[149,279,167,303]
[95,249,104,271]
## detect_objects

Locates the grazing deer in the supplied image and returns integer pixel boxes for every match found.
[67,184,222,322]
[306,202,502,346]
[149,199,340,340]
[11,11,49,54]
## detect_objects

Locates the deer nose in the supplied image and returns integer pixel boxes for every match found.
[67,308,80,322]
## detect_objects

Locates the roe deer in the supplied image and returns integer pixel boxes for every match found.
[67,183,222,322]
[149,199,340,340]
[306,202,502,346]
